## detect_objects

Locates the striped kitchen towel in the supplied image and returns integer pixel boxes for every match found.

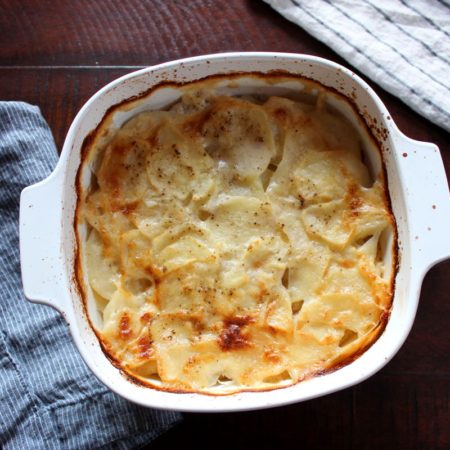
[263,0,450,132]
[0,102,181,450]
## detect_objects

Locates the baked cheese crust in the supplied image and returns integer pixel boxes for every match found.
[77,86,396,393]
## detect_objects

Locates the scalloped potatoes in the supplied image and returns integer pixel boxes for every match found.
[76,85,396,393]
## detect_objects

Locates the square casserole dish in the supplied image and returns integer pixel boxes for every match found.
[20,53,450,411]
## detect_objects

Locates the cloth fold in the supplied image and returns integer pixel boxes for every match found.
[0,102,181,450]
[263,0,450,131]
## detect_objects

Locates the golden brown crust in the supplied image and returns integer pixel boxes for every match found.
[74,73,398,394]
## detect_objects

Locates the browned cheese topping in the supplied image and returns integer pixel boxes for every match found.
[77,86,396,393]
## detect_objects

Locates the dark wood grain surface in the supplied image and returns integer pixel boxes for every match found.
[2,1,448,448]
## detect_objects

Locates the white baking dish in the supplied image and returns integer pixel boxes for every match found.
[19,53,450,412]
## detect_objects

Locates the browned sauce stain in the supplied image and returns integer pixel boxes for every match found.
[263,348,282,364]
[219,316,253,351]
[137,335,153,359]
[273,107,289,123]
[119,313,133,340]
[183,108,213,137]
[190,316,206,333]
[140,312,152,324]
[346,183,363,217]
[253,282,269,304]
[340,259,356,268]
[112,201,138,215]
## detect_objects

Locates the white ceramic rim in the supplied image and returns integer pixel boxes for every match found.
[20,52,450,412]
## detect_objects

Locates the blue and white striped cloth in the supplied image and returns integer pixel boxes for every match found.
[0,103,181,450]
[263,0,450,132]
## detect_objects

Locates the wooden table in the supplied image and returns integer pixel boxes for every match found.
[2,1,448,448]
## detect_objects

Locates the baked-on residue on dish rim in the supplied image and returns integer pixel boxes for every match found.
[74,71,398,395]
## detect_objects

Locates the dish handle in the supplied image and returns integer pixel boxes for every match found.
[19,173,66,314]
[395,134,450,271]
